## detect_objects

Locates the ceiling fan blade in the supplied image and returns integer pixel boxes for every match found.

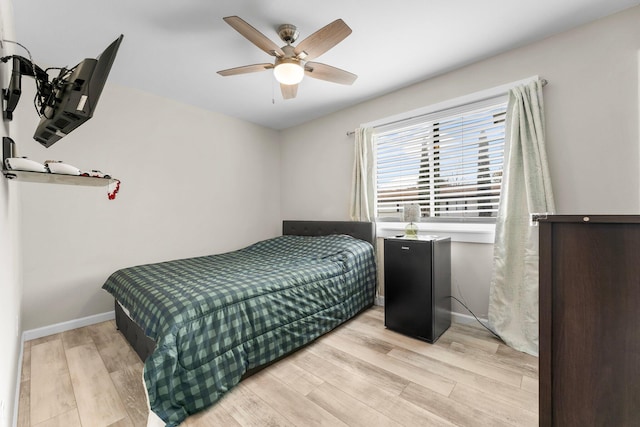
[294,19,352,61]
[223,16,285,57]
[280,83,298,99]
[304,62,357,85]
[217,63,274,76]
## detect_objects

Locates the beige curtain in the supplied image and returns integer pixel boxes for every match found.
[488,79,555,356]
[349,127,375,221]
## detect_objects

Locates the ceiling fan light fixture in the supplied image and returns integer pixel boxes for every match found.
[274,60,304,85]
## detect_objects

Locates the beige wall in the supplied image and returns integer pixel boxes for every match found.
[4,3,637,424]
[280,6,640,318]
[10,4,640,329]
[0,0,23,424]
[15,84,282,330]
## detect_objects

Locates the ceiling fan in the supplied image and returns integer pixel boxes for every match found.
[217,16,357,100]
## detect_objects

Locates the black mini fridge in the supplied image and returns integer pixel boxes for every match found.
[384,236,451,343]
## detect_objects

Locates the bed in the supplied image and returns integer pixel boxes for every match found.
[102,220,376,426]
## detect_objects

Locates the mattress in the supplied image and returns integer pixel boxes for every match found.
[102,234,376,426]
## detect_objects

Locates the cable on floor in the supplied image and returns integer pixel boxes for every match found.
[447,295,502,341]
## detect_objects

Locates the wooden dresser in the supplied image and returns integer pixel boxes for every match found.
[538,215,640,426]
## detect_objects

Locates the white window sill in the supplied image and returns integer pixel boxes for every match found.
[376,222,495,244]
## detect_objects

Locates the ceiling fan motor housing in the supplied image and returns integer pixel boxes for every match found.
[277,24,299,44]
[279,45,302,61]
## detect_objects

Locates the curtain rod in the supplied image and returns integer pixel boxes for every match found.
[346,78,549,137]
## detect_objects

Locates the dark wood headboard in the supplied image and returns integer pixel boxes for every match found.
[282,220,376,247]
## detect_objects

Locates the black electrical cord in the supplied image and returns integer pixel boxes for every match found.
[447,295,502,340]
[37,67,74,119]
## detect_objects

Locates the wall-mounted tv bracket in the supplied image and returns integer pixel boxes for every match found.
[2,136,16,178]
[1,55,53,120]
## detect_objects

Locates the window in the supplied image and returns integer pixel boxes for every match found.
[375,96,508,223]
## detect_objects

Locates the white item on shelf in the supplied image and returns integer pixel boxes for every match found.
[80,169,111,179]
[44,160,81,175]
[4,157,47,173]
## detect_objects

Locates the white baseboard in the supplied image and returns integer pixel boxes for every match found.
[451,311,489,327]
[22,310,115,342]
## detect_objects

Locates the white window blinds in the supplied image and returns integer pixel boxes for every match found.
[375,96,508,221]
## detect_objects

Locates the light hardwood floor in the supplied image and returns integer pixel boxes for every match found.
[17,307,538,426]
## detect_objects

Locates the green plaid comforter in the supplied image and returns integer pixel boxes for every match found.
[102,234,376,426]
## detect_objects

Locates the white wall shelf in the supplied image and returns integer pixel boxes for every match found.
[1,169,115,187]
[2,137,116,187]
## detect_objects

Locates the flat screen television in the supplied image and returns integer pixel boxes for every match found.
[34,35,124,147]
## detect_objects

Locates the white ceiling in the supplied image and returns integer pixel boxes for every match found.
[10,0,640,130]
